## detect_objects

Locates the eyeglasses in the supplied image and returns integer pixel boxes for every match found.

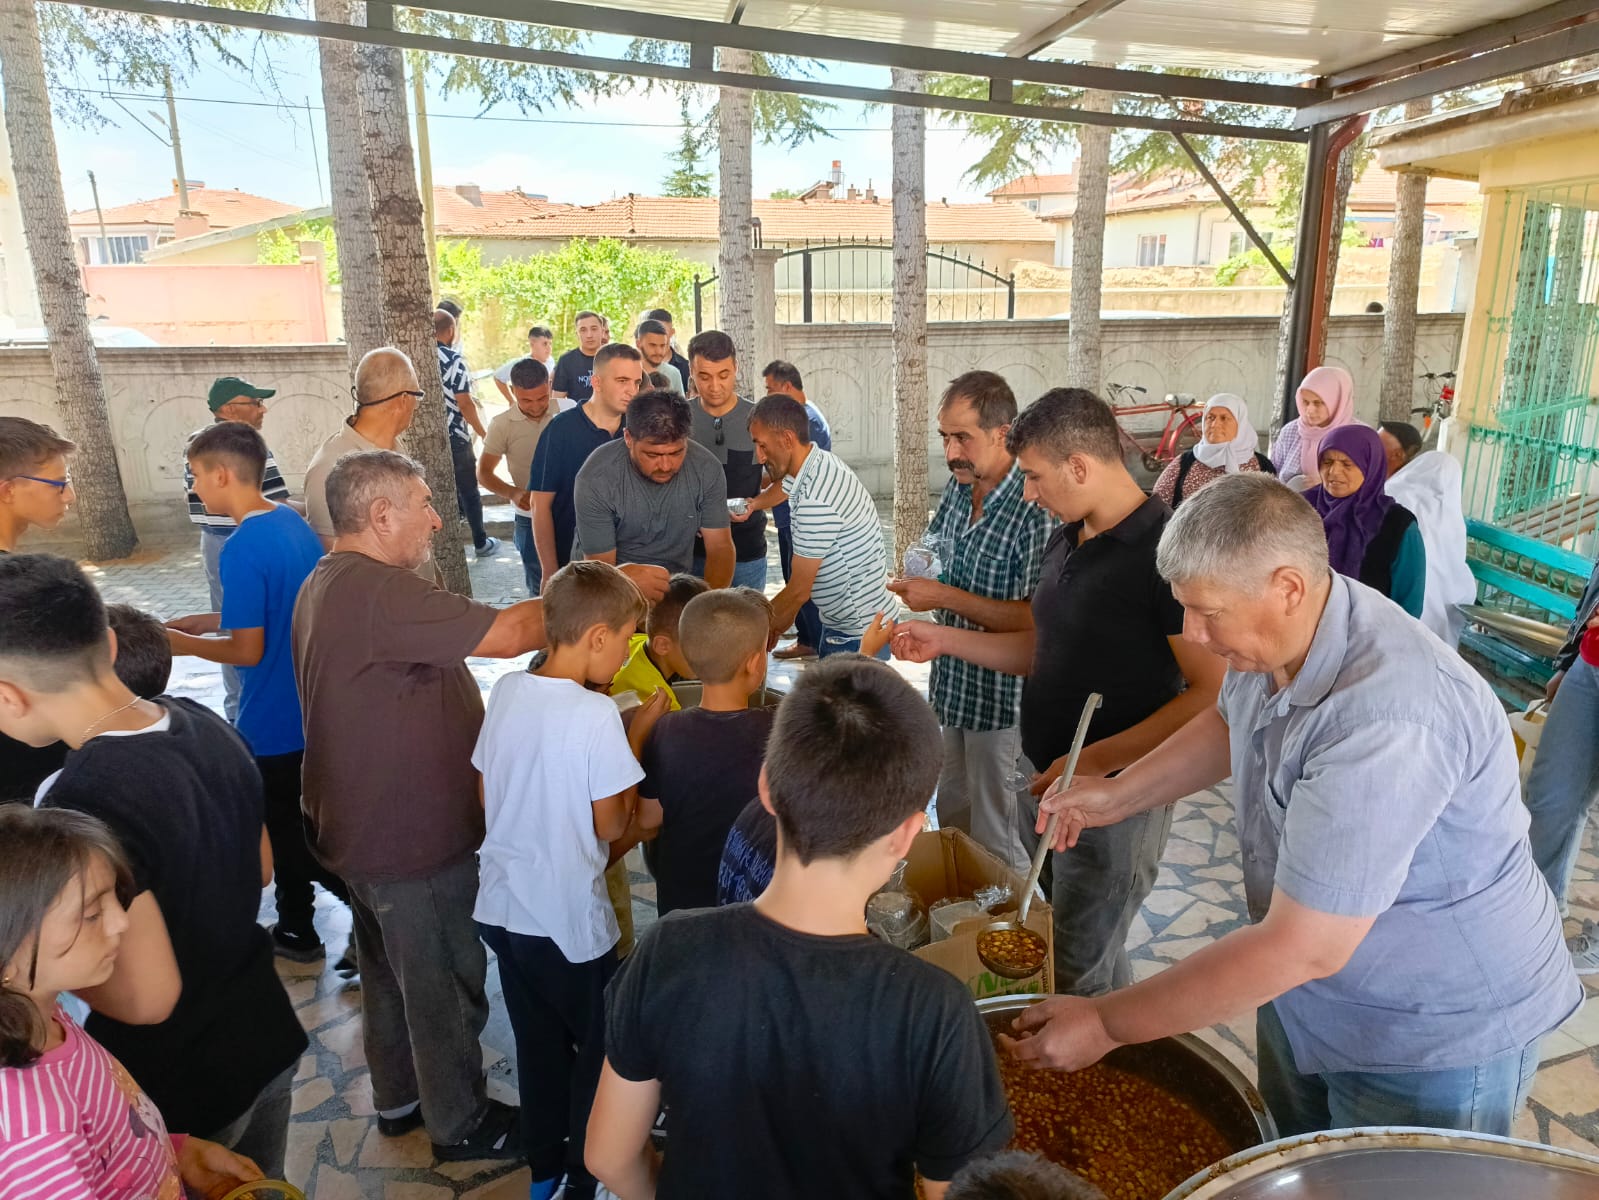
[224,397,267,410]
[713,416,724,446]
[353,388,425,409]
[7,474,71,490]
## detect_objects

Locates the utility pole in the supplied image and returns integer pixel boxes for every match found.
[164,68,189,211]
[87,170,108,263]
[408,54,437,295]
[305,96,325,204]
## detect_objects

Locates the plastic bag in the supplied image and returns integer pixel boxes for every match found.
[902,539,943,581]
[1510,699,1548,794]
[929,898,986,942]
[866,860,929,950]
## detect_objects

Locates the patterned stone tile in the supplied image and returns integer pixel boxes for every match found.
[75,545,1599,1191]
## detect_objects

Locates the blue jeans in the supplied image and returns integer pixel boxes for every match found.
[201,529,240,721]
[1256,1000,1540,1137]
[778,523,822,650]
[513,514,541,595]
[818,626,891,661]
[1526,658,1599,911]
[692,554,768,591]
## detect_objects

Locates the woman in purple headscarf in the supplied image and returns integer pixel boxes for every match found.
[1304,425,1427,618]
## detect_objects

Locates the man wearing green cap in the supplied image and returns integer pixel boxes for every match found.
[185,376,292,721]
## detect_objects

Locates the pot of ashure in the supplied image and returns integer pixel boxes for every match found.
[978,994,1274,1200]
[1160,1126,1599,1199]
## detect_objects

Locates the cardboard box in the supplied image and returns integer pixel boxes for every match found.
[901,827,1054,999]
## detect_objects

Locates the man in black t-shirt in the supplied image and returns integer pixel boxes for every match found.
[588,656,1013,1200]
[0,553,306,1175]
[551,310,607,402]
[685,330,769,590]
[892,389,1226,998]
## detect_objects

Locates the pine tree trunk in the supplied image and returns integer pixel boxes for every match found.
[1380,99,1432,424]
[890,68,928,568]
[1068,81,1113,392]
[314,0,384,368]
[716,47,755,395]
[0,0,137,559]
[355,40,471,595]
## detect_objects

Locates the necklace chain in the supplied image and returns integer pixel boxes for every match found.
[80,696,144,744]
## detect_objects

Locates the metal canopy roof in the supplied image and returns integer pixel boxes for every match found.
[67,0,1599,138]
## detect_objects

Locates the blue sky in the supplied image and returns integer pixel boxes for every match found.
[51,30,1074,214]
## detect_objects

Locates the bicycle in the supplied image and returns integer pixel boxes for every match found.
[1105,380,1204,474]
[1412,371,1456,450]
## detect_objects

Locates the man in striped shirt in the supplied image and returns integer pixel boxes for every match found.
[748,394,892,658]
[184,375,290,721]
[435,309,498,559]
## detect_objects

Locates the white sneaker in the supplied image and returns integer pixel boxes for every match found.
[1570,921,1599,976]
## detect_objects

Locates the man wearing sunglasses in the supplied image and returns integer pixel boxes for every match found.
[685,330,768,590]
[185,376,293,722]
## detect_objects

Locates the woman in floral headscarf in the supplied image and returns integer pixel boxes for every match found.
[1304,424,1426,617]
[1271,364,1355,489]
[1152,393,1274,510]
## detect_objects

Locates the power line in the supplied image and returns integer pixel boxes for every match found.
[58,84,972,133]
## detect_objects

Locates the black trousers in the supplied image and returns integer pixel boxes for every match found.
[257,750,347,932]
[777,522,823,650]
[451,438,489,550]
[478,922,616,1191]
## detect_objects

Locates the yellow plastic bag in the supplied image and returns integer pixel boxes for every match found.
[1510,699,1548,793]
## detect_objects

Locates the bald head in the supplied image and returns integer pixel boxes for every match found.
[433,309,456,342]
[354,348,419,409]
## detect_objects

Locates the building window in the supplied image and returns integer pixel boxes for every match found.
[1136,234,1167,267]
[1023,198,1040,212]
[83,235,149,265]
[1228,231,1245,258]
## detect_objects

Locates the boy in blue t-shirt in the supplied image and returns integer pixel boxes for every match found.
[168,421,346,962]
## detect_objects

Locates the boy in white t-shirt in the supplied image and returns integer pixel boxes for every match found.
[473,560,668,1200]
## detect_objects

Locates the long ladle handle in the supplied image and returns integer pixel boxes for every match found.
[1017,692,1103,925]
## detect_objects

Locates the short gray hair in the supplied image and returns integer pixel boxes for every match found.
[1157,473,1330,592]
[325,450,425,536]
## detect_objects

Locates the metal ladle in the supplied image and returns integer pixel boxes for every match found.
[975,692,1103,980]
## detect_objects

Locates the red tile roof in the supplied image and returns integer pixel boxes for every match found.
[444,193,1055,244]
[987,173,1078,198]
[1036,165,1479,219]
[67,187,300,230]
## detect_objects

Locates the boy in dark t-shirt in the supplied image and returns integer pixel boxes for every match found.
[0,553,307,1175]
[589,655,1013,1200]
[634,588,775,914]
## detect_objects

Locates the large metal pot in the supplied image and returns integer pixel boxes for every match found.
[1161,1127,1599,1199]
[978,995,1275,1153]
[667,680,786,709]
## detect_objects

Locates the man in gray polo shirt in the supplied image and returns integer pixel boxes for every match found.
[1009,473,1579,1137]
[573,387,733,585]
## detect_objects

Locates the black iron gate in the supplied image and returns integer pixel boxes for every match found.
[694,240,1017,331]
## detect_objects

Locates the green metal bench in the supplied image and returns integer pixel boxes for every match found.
[1463,519,1591,698]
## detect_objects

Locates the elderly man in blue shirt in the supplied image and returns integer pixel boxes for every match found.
[1007,472,1580,1136]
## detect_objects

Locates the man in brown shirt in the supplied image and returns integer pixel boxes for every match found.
[293,448,543,1163]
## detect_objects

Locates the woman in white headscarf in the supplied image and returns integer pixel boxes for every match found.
[1383,433,1477,647]
[1152,393,1275,509]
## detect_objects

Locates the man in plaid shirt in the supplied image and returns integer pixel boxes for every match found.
[889,372,1054,870]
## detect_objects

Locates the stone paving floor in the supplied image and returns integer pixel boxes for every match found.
[82,529,1599,1198]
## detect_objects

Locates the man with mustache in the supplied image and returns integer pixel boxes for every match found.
[887,372,1055,871]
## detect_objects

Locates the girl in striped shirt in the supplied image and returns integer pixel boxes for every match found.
[0,807,263,1200]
